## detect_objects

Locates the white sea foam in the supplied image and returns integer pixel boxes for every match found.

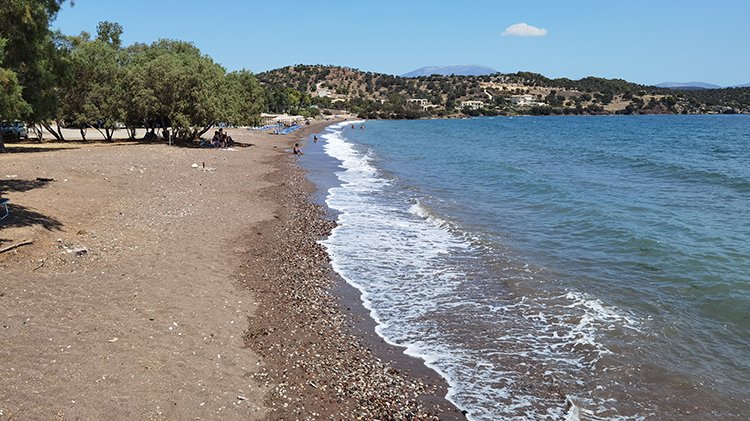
[408,199,452,228]
[318,124,642,420]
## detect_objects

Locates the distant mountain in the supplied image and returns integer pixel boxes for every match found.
[402,65,498,78]
[735,83,750,88]
[655,81,722,90]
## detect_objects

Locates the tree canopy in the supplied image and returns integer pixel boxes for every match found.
[0,0,70,126]
[0,4,277,144]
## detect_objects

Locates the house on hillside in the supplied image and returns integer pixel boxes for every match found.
[460,100,485,110]
[510,94,540,106]
[407,98,432,111]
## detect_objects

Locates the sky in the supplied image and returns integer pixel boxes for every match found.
[52,0,750,86]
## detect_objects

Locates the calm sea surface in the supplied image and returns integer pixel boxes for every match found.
[304,115,750,420]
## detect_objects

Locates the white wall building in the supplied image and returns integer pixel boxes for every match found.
[460,100,485,110]
[510,94,540,106]
[408,98,432,110]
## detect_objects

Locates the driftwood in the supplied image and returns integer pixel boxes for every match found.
[0,239,33,254]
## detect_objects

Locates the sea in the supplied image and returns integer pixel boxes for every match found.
[300,115,750,420]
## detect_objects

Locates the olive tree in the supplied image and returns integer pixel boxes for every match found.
[61,38,124,141]
[0,0,70,137]
[126,40,231,142]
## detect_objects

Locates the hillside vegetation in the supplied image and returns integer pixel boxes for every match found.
[258,65,750,119]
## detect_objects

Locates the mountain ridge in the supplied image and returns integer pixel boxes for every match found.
[655,81,750,89]
[655,82,722,90]
[257,65,750,118]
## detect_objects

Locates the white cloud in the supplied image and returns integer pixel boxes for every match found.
[502,22,548,37]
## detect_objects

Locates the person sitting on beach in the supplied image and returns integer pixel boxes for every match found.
[212,131,221,148]
[293,143,304,155]
[218,128,226,148]
[225,133,234,147]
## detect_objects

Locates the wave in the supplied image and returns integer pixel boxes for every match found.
[408,199,452,229]
[318,123,644,420]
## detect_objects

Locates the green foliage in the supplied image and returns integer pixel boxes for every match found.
[545,91,565,107]
[125,40,231,140]
[0,39,31,120]
[61,38,124,140]
[96,21,123,49]
[0,0,70,124]
[54,29,268,142]
[594,91,614,105]
[225,70,265,126]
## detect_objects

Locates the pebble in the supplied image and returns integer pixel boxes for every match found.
[241,166,442,419]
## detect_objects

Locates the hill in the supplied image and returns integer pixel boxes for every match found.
[402,65,498,78]
[256,65,750,119]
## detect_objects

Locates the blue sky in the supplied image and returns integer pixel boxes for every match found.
[53,0,750,86]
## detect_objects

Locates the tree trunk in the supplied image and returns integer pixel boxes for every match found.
[42,122,64,141]
[0,131,5,153]
[55,123,65,141]
[197,123,214,138]
[31,125,43,142]
[80,127,87,141]
[127,127,136,140]
[93,126,106,140]
[105,128,114,141]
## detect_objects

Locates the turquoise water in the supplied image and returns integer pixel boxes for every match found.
[311,116,750,419]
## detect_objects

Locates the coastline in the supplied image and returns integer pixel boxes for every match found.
[0,121,464,419]
[240,121,465,419]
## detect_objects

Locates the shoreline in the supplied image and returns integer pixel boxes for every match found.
[239,120,465,419]
[296,122,465,418]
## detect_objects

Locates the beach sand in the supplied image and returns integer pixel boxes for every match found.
[0,124,463,419]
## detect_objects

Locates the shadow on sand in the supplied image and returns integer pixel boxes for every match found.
[1,145,81,154]
[0,203,63,231]
[0,178,63,231]
[1,178,54,193]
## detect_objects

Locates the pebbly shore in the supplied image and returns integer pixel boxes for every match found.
[238,131,465,420]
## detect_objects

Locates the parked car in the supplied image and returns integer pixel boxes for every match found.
[0,121,28,140]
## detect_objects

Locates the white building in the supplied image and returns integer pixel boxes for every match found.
[407,98,432,110]
[510,94,540,106]
[460,100,485,110]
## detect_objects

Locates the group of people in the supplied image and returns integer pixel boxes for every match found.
[201,128,234,148]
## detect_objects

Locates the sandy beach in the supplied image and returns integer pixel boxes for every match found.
[0,124,462,420]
